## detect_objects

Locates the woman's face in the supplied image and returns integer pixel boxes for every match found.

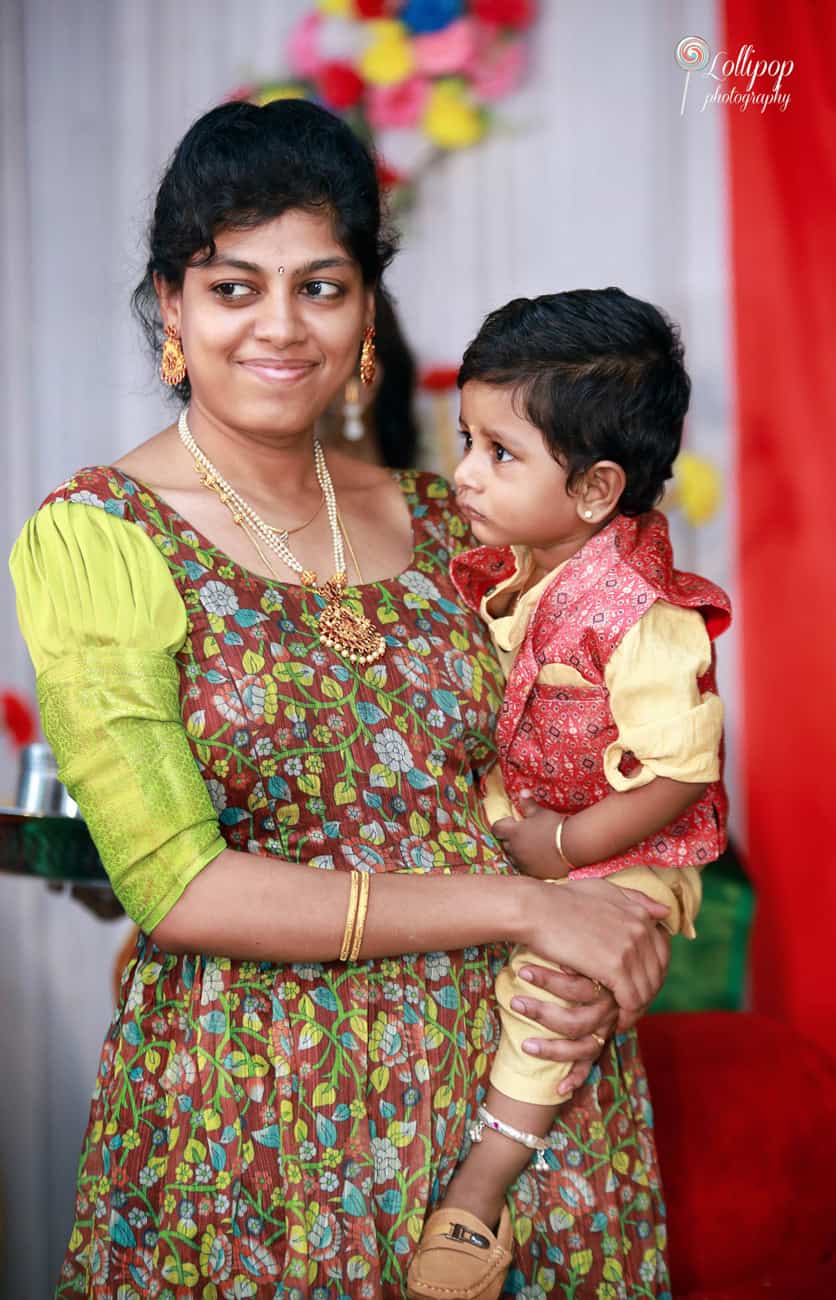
[158,209,374,442]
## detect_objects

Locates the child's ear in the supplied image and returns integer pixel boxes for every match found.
[575,461,626,523]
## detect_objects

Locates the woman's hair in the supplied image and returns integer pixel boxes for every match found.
[372,286,419,469]
[134,98,397,401]
[457,288,691,515]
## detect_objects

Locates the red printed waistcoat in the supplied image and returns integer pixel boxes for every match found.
[451,511,732,878]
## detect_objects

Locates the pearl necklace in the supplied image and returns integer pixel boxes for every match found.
[178,409,386,665]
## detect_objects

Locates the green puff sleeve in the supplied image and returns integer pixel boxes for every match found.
[9,500,226,930]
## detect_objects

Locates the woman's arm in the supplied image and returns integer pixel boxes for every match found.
[152,848,670,1016]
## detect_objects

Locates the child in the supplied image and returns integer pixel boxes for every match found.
[407,289,730,1300]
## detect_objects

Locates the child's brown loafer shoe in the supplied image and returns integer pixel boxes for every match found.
[406,1205,513,1300]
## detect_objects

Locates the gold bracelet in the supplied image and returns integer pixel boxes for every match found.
[554,816,577,871]
[339,871,360,962]
[348,871,371,962]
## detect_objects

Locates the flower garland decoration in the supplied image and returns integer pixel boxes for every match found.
[227,0,537,208]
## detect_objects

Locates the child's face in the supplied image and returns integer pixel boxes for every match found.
[454,380,586,551]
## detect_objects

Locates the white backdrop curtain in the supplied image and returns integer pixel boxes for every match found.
[0,1,734,1290]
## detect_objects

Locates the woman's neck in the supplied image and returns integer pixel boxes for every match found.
[183,401,321,506]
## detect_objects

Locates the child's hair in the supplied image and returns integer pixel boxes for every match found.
[457,288,691,515]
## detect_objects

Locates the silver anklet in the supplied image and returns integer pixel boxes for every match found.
[468,1104,556,1171]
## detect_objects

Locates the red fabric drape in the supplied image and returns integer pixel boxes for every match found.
[725,0,836,1051]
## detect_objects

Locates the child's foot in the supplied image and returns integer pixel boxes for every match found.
[406,1204,513,1300]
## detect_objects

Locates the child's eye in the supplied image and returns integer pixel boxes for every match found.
[493,443,515,463]
[303,280,343,300]
[212,282,253,300]
[459,429,472,451]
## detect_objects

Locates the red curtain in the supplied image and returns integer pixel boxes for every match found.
[725,0,836,1051]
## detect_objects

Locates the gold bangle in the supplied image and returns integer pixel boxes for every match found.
[339,871,360,962]
[554,816,577,871]
[348,871,371,962]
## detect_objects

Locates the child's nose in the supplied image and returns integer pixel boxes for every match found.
[453,459,478,493]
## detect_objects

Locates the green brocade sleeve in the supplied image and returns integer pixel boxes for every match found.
[10,501,226,930]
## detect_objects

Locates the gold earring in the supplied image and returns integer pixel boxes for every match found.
[360,325,376,387]
[161,324,187,387]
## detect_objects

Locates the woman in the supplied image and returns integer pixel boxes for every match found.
[11,101,672,1298]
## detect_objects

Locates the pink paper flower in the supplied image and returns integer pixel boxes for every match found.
[469,36,526,101]
[460,17,499,68]
[223,83,258,104]
[288,12,323,79]
[412,17,478,76]
[367,75,430,129]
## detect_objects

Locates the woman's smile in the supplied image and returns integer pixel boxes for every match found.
[236,356,320,385]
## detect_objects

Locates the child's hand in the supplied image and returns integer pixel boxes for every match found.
[492,797,569,879]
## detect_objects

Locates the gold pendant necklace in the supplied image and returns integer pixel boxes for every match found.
[318,573,388,664]
[178,409,386,665]
[264,491,324,538]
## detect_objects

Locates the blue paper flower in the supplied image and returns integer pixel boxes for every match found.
[401,0,464,36]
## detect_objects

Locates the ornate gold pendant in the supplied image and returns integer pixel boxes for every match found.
[318,582,386,665]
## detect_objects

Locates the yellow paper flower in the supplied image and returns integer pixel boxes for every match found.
[423,79,486,149]
[673,450,722,526]
[256,83,308,105]
[360,21,416,87]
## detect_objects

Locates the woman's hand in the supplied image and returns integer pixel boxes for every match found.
[518,877,671,1024]
[614,924,671,1029]
[513,927,671,1093]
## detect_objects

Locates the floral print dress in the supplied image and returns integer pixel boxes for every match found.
[45,468,671,1299]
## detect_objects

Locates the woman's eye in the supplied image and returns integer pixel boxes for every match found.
[303,280,343,300]
[494,443,515,463]
[212,282,252,300]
